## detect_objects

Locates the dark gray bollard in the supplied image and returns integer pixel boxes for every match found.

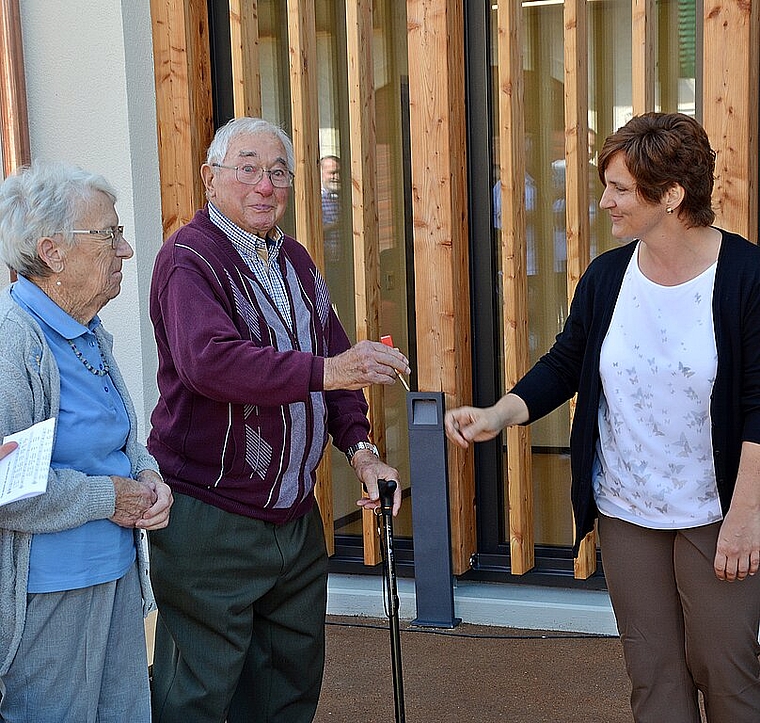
[406,392,460,629]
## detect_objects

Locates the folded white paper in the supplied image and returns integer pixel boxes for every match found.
[0,418,56,507]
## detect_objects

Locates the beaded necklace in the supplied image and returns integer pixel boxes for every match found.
[67,337,110,377]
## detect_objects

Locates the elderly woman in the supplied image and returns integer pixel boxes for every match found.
[0,161,172,722]
[446,113,760,722]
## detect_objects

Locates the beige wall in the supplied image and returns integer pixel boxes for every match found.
[17,0,163,440]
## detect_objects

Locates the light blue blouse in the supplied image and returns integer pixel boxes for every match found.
[11,276,134,592]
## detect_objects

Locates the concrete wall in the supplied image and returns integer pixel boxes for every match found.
[19,0,161,441]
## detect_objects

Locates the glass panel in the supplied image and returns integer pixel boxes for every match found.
[373,0,412,536]
[308,0,413,539]
[490,2,576,546]
[315,0,356,333]
[656,0,698,115]
[490,0,699,548]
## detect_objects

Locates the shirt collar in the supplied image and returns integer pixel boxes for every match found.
[11,274,99,339]
[208,202,285,256]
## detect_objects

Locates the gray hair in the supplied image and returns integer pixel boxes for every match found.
[0,161,117,278]
[205,117,295,172]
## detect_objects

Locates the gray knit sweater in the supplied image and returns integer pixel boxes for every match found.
[0,286,159,676]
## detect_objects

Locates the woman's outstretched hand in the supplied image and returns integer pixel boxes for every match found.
[444,393,530,449]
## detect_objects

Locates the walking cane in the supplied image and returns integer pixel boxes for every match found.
[377,478,406,723]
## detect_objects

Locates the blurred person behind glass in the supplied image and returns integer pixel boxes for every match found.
[446,113,760,722]
[318,154,354,324]
[0,161,172,722]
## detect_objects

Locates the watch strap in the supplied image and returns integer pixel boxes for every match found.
[345,441,379,463]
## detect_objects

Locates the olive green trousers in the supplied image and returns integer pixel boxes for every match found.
[149,493,328,723]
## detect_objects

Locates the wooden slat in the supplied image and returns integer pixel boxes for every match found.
[345,0,384,566]
[563,0,591,300]
[631,0,655,115]
[286,0,336,554]
[495,0,533,575]
[0,0,30,177]
[406,0,475,575]
[149,0,214,238]
[562,0,596,579]
[229,0,262,118]
[702,0,759,240]
[286,1,323,263]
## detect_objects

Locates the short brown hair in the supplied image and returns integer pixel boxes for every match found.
[597,112,716,228]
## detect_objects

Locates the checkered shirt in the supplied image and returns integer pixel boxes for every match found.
[208,202,293,329]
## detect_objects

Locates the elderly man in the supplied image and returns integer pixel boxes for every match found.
[147,117,409,723]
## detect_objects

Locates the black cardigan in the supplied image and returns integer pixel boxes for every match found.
[511,230,760,554]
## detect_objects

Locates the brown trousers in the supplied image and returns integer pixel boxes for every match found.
[598,515,760,723]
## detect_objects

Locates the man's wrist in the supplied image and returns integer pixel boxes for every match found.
[345,441,379,464]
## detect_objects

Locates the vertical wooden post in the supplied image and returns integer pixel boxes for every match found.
[149,0,214,237]
[631,0,656,115]
[406,0,475,574]
[345,0,384,565]
[702,0,759,241]
[286,0,336,554]
[229,0,262,118]
[495,0,534,575]
[563,0,596,578]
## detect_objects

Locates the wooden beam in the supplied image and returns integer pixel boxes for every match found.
[563,0,596,579]
[286,0,337,554]
[345,0,384,565]
[563,0,591,299]
[406,0,475,575]
[149,0,214,238]
[702,0,759,240]
[0,0,30,177]
[229,0,262,118]
[287,0,323,261]
[631,0,655,115]
[495,0,533,575]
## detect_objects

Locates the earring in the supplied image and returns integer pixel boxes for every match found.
[55,280,62,286]
[666,207,674,214]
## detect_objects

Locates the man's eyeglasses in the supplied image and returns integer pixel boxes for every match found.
[70,225,125,249]
[211,163,294,188]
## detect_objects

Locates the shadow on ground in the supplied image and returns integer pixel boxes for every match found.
[315,616,634,723]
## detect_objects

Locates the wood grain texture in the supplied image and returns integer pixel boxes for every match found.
[702,0,759,240]
[563,0,596,578]
[229,0,262,117]
[631,0,655,115]
[495,0,534,575]
[406,0,475,575]
[286,0,336,553]
[346,0,383,565]
[149,0,213,238]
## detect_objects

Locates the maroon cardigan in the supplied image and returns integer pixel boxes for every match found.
[148,208,370,524]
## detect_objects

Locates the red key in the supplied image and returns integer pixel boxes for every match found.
[380,335,410,391]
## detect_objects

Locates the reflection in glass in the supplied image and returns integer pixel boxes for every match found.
[313,0,413,539]
[490,0,698,547]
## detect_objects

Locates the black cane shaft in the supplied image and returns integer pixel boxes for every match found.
[377,478,405,722]
[389,621,405,722]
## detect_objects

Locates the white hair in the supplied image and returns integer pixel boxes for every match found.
[0,160,116,278]
[206,117,295,172]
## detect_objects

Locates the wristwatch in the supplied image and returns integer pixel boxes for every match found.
[345,441,379,464]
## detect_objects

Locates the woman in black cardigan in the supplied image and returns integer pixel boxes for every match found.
[446,113,760,723]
